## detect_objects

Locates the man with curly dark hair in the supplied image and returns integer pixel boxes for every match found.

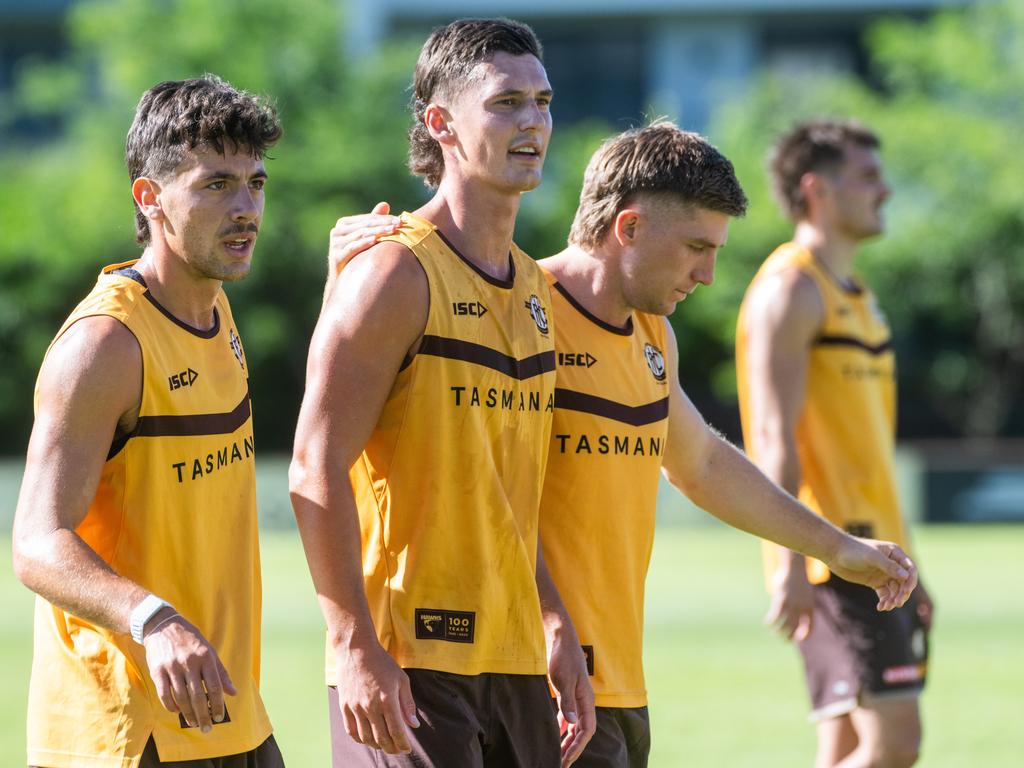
[14,74,285,768]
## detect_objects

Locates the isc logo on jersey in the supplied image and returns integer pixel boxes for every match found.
[524,294,549,335]
[168,367,199,391]
[559,352,597,368]
[452,301,488,317]
[644,343,666,382]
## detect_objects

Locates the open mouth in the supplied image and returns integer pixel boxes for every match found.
[509,146,542,159]
[223,237,254,253]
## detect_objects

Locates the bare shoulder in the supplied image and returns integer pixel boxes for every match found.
[42,316,141,398]
[316,239,428,361]
[328,240,428,309]
[745,267,824,334]
[35,315,142,442]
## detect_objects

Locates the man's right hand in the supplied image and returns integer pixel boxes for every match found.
[143,612,237,733]
[334,643,420,754]
[764,566,815,642]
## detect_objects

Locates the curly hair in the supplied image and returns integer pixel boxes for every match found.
[568,121,748,249]
[125,75,282,244]
[768,118,880,222]
[409,18,543,189]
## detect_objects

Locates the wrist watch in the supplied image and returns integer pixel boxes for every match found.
[130,594,172,644]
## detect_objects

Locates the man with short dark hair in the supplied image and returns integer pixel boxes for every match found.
[737,119,932,768]
[13,75,284,767]
[289,18,593,768]
[327,120,919,768]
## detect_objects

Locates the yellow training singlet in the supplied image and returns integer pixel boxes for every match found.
[326,213,557,681]
[538,272,670,707]
[735,242,907,586]
[28,262,271,767]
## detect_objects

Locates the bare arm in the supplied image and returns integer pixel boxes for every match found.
[289,241,427,754]
[535,546,595,767]
[13,317,145,628]
[659,317,915,611]
[12,317,235,731]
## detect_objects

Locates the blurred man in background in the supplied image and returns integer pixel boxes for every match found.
[13,76,284,767]
[736,119,932,768]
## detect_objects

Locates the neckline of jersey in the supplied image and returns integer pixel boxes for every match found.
[553,281,633,336]
[413,217,516,290]
[108,264,221,339]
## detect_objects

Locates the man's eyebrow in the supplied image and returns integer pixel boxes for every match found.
[489,87,554,99]
[689,237,725,248]
[199,169,268,181]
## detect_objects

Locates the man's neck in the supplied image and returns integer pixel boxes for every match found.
[417,178,522,281]
[793,221,859,282]
[134,247,222,331]
[539,245,633,329]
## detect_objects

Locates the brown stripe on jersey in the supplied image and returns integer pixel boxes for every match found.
[554,388,669,426]
[419,335,556,380]
[815,335,893,355]
[134,391,251,437]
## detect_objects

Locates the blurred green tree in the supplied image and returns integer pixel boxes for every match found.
[0,0,604,452]
[688,0,1024,438]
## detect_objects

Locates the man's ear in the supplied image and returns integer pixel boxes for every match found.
[611,208,641,247]
[132,177,163,222]
[424,103,456,147]
[799,171,829,212]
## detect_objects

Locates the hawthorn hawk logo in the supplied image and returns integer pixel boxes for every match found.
[229,328,245,370]
[524,294,549,335]
[644,343,666,382]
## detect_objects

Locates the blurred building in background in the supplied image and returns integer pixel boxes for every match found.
[0,0,76,140]
[1,0,968,142]
[346,0,966,130]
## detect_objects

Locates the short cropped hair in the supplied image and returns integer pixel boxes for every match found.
[409,18,543,188]
[769,118,880,222]
[125,75,282,244]
[568,121,748,249]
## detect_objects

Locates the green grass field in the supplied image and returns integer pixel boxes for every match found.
[2,522,1021,765]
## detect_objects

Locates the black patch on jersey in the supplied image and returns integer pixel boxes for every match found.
[415,608,475,644]
[844,522,875,539]
[179,704,230,729]
[581,645,594,676]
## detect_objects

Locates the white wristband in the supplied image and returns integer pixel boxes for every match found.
[130,594,172,644]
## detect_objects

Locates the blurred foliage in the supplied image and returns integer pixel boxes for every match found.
[690,0,1024,438]
[0,0,606,452]
[2,0,1022,452]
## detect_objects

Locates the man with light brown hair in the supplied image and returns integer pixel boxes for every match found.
[737,118,932,767]
[328,120,919,768]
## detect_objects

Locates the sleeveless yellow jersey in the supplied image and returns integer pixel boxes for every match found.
[325,213,557,681]
[538,271,670,707]
[27,261,271,767]
[735,242,907,586]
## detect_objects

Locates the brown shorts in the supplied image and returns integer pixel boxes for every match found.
[798,576,929,721]
[552,702,649,768]
[136,735,284,767]
[329,669,559,767]
[33,736,284,768]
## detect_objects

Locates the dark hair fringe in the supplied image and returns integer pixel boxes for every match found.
[125,74,282,244]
